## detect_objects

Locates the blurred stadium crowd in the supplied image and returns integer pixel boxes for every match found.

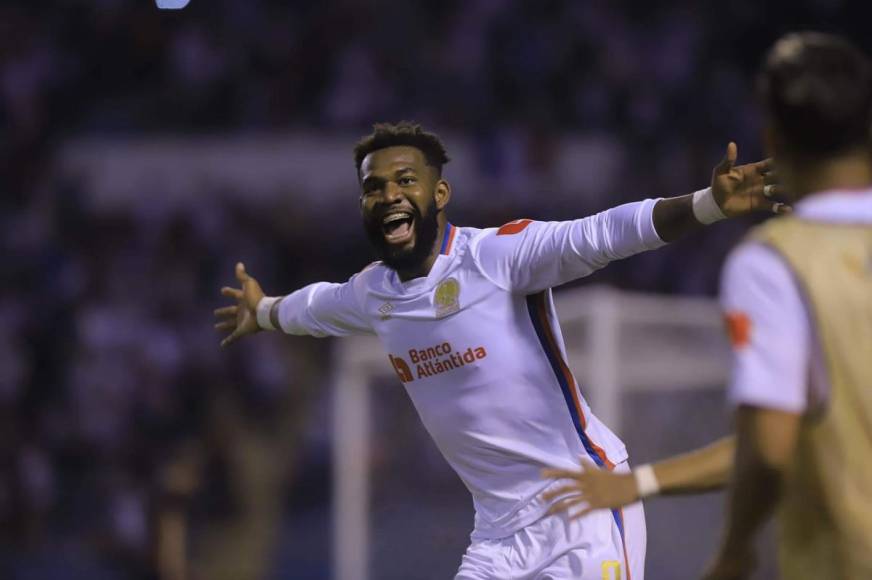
[1,0,867,578]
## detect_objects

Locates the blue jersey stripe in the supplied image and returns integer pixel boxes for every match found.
[439,223,454,255]
[525,292,606,468]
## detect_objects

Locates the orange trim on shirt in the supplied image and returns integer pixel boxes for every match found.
[619,508,632,580]
[442,224,457,255]
[535,293,615,470]
[724,311,752,349]
[497,219,533,236]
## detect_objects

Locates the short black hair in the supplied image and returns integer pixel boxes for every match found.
[353,122,450,175]
[758,32,872,156]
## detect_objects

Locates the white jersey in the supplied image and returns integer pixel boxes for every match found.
[720,189,872,413]
[275,199,665,539]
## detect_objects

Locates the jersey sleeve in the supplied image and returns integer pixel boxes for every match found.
[719,243,811,413]
[276,275,374,337]
[470,199,666,293]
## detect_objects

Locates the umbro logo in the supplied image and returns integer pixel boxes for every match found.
[378,302,395,319]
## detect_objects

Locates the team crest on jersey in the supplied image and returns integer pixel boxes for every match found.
[434,278,460,318]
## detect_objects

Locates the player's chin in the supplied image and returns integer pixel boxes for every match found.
[381,236,434,272]
[382,238,418,263]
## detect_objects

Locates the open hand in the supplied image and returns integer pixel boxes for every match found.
[541,463,639,520]
[711,142,789,217]
[214,262,264,348]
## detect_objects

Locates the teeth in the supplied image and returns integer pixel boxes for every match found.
[383,213,411,225]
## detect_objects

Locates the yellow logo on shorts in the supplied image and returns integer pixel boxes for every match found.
[601,560,621,580]
[434,278,460,318]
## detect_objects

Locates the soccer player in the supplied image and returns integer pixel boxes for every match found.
[214,121,778,579]
[542,33,872,580]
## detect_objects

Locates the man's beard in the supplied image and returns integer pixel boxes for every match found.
[363,201,440,273]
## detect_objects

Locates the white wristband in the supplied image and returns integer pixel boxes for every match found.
[256,296,281,331]
[692,187,727,225]
[633,464,661,499]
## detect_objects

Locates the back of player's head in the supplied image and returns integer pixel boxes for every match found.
[353,122,450,176]
[758,32,872,157]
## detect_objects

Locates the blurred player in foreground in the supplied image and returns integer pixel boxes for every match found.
[543,32,872,580]
[215,121,779,579]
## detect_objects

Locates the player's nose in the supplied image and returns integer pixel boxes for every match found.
[382,181,403,203]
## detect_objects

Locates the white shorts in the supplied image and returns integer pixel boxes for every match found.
[456,463,646,580]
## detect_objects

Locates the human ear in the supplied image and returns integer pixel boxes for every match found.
[434,179,452,210]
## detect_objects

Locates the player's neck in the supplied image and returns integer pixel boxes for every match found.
[396,217,449,282]
[786,149,872,201]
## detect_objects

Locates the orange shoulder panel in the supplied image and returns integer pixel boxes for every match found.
[497,219,533,236]
[723,311,752,349]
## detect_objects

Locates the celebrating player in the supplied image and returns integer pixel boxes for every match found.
[214,121,779,579]
[543,32,872,580]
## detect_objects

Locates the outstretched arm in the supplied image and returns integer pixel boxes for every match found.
[653,142,783,242]
[541,436,734,519]
[703,408,800,580]
[214,262,373,347]
[472,143,783,294]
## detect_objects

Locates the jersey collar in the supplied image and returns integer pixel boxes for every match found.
[796,189,872,223]
[439,223,457,256]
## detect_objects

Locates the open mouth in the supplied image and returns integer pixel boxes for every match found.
[381,211,415,245]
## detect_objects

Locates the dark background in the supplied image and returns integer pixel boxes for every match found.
[2,1,869,578]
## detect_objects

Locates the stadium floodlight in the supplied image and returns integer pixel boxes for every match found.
[155,0,191,9]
